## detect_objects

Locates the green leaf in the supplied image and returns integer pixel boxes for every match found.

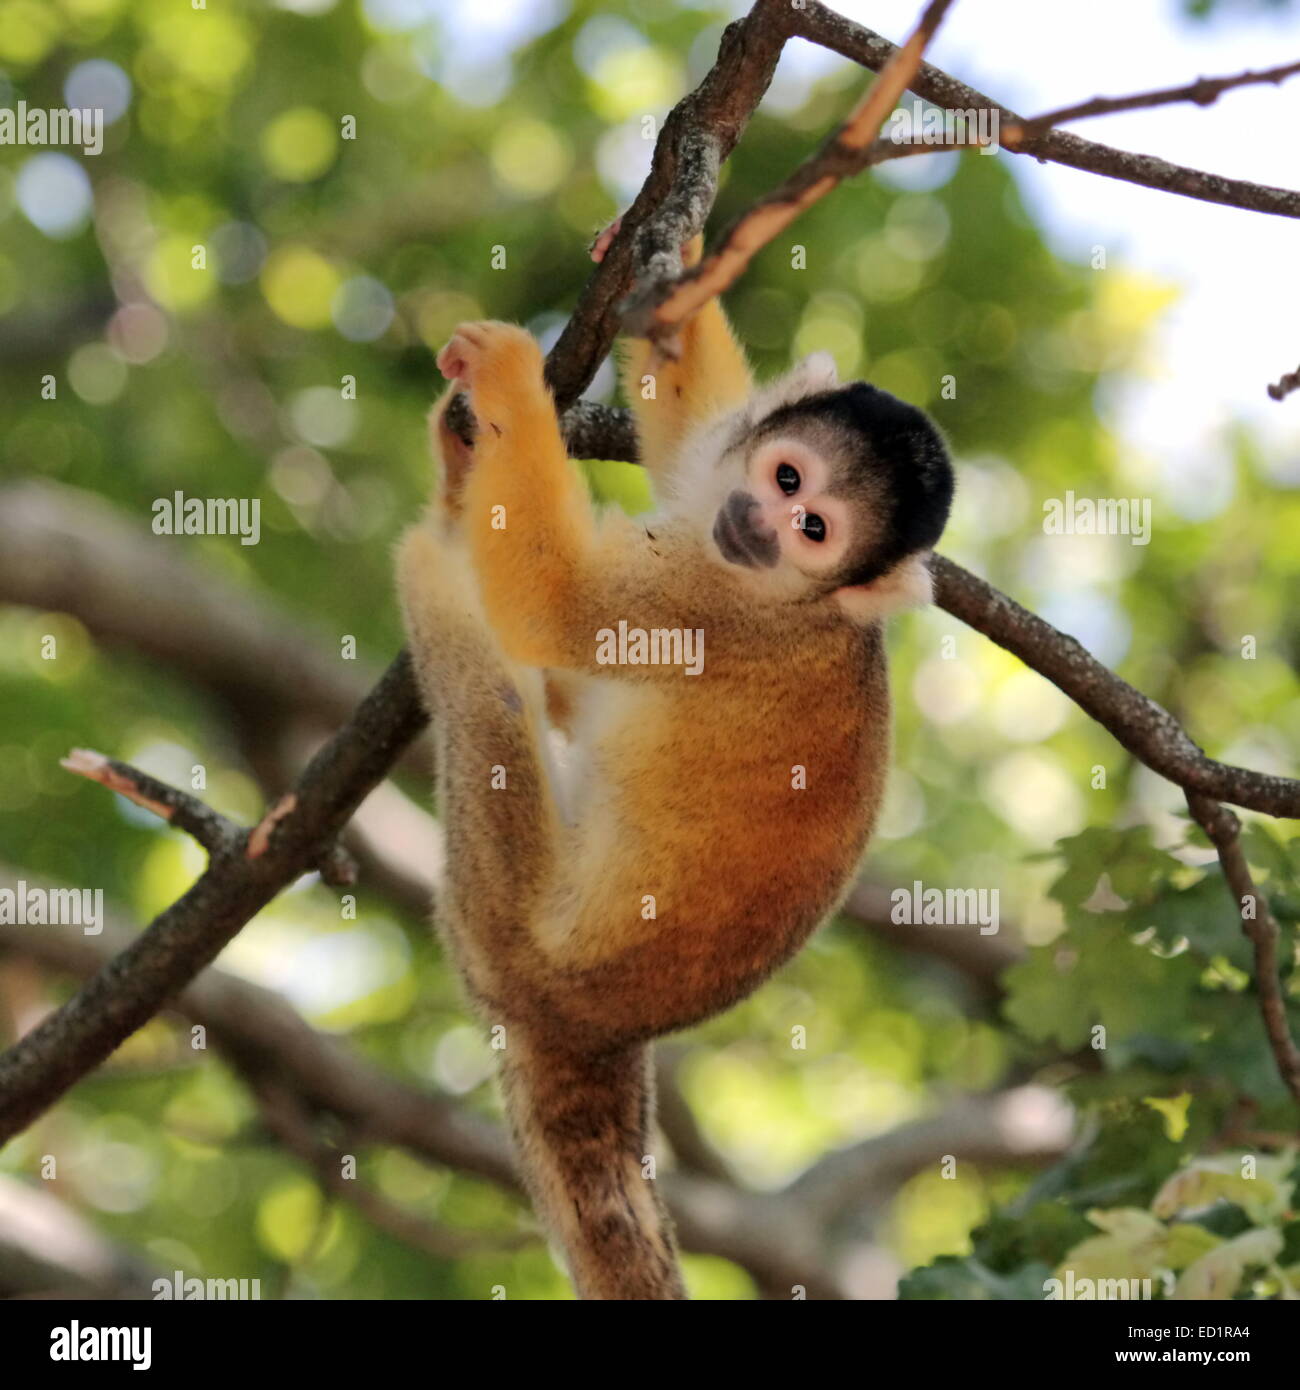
[1242,823,1297,882]
[1173,1228,1283,1300]
[898,1255,1053,1301]
[1140,874,1252,971]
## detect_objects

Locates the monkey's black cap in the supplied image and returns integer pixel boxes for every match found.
[837,380,953,548]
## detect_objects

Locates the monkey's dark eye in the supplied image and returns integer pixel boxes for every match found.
[775,463,800,495]
[801,513,827,542]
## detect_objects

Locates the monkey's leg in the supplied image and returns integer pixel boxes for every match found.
[395,523,557,1001]
[396,525,686,1301]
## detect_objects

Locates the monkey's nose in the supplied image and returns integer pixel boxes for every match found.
[750,512,777,545]
[736,494,776,545]
[721,491,780,568]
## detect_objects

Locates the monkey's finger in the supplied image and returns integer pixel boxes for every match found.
[590,215,622,264]
[436,334,477,382]
[591,214,703,271]
[436,351,466,382]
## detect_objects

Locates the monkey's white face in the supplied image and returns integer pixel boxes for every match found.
[668,354,859,603]
[721,434,862,580]
[688,432,935,623]
[664,352,942,622]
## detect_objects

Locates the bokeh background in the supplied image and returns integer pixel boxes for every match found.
[0,0,1297,1299]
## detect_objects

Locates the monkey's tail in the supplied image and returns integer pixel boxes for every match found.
[499,1035,687,1300]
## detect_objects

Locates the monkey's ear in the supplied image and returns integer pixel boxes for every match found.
[833,553,933,624]
[745,352,841,421]
[796,350,838,391]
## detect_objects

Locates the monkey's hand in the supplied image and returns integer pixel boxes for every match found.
[590,214,702,269]
[589,215,621,265]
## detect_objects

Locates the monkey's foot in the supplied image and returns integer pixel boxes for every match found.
[436,321,545,433]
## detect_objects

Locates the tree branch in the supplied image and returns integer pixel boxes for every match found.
[624,0,956,340]
[60,749,243,857]
[790,2,1300,219]
[0,479,434,784]
[1267,363,1300,402]
[0,481,377,735]
[786,1085,1074,1227]
[1184,794,1300,1106]
[0,654,427,1144]
[245,1077,536,1260]
[0,1172,158,1299]
[928,556,1300,819]
[543,0,795,411]
[1006,59,1300,138]
[843,882,1023,1002]
[0,896,849,1295]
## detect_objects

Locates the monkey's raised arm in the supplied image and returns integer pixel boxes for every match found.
[613,236,754,496]
[441,321,690,675]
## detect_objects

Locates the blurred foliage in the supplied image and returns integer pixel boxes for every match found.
[1182,0,1295,17]
[0,0,1297,1300]
[903,1125,1300,1300]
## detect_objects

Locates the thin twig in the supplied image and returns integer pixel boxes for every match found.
[0,656,425,1143]
[1185,793,1300,1107]
[1267,364,1300,402]
[60,751,357,886]
[61,749,242,857]
[624,4,1300,339]
[792,1,1300,219]
[1004,59,1300,140]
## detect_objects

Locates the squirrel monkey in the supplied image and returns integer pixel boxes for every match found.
[395,232,953,1300]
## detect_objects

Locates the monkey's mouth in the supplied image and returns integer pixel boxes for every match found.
[713,491,779,569]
